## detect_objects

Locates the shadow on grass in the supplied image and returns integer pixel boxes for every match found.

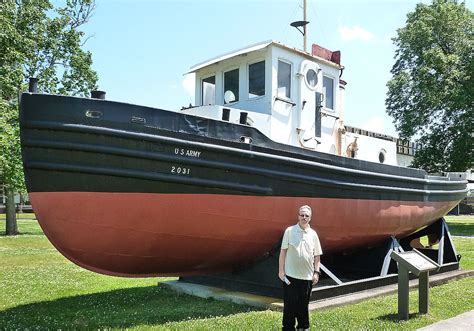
[0,230,42,237]
[376,312,418,322]
[0,219,44,237]
[446,222,474,237]
[0,285,257,328]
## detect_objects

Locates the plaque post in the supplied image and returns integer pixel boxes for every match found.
[419,272,429,314]
[391,249,438,320]
[398,267,410,320]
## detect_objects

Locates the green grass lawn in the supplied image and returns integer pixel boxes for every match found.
[445,215,474,236]
[0,215,472,329]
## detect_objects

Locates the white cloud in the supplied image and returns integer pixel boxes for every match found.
[362,116,385,134]
[339,25,375,42]
[382,34,394,44]
[362,116,398,137]
[182,73,195,98]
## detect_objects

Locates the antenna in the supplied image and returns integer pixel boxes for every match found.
[290,0,309,52]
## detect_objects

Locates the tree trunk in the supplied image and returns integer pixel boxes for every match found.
[5,187,18,235]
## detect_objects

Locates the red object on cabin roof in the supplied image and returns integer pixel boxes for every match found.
[312,44,341,65]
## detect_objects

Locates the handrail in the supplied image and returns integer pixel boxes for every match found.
[275,96,296,107]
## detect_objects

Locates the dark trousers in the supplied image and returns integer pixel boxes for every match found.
[282,275,312,330]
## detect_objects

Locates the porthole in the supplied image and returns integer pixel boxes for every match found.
[305,69,318,89]
[379,149,386,163]
[300,60,320,90]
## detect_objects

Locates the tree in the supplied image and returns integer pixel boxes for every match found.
[386,0,473,173]
[0,0,98,235]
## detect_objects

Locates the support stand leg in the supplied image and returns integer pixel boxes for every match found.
[419,272,429,314]
[381,237,403,276]
[438,219,445,265]
[320,263,343,285]
[398,268,410,320]
[441,218,459,263]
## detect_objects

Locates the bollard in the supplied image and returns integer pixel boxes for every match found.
[222,108,230,121]
[91,90,106,99]
[239,112,248,125]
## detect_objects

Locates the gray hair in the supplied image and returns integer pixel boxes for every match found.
[299,205,312,215]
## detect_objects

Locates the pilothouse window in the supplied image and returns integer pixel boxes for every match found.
[248,61,265,98]
[224,69,239,104]
[323,76,334,110]
[202,76,215,106]
[277,60,291,99]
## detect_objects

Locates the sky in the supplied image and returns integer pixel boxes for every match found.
[74,0,472,137]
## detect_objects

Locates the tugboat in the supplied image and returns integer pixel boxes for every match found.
[20,37,467,277]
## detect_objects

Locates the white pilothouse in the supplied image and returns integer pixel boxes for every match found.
[181,40,414,167]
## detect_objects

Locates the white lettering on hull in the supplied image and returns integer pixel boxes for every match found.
[171,166,191,175]
[174,148,201,158]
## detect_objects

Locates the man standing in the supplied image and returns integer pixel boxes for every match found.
[278,205,322,331]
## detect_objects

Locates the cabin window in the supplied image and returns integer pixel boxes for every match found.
[224,68,239,104]
[248,61,265,98]
[202,76,216,106]
[396,140,420,156]
[323,76,334,110]
[379,149,387,163]
[277,60,291,99]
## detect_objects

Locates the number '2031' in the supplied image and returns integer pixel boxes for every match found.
[171,166,191,175]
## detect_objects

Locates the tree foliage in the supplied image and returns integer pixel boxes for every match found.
[0,0,98,234]
[386,0,473,172]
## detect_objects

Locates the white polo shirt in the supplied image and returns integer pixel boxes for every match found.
[281,224,323,280]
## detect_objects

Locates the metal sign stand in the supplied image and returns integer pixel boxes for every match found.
[391,249,439,320]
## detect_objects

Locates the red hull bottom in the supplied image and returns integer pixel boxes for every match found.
[30,192,457,277]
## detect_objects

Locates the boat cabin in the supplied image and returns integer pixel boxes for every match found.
[183,40,344,153]
[182,40,409,166]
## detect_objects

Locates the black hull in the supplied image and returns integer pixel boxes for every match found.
[20,93,467,202]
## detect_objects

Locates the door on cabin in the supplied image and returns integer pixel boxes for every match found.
[298,60,323,149]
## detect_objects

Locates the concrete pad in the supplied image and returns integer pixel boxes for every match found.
[417,310,474,331]
[160,280,282,310]
[160,269,473,312]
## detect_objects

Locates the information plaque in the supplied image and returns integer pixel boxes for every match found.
[391,250,438,276]
[391,249,439,320]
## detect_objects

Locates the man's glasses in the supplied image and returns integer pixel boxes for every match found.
[299,214,310,218]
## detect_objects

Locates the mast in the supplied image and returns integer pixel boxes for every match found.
[290,0,310,52]
[303,0,307,52]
